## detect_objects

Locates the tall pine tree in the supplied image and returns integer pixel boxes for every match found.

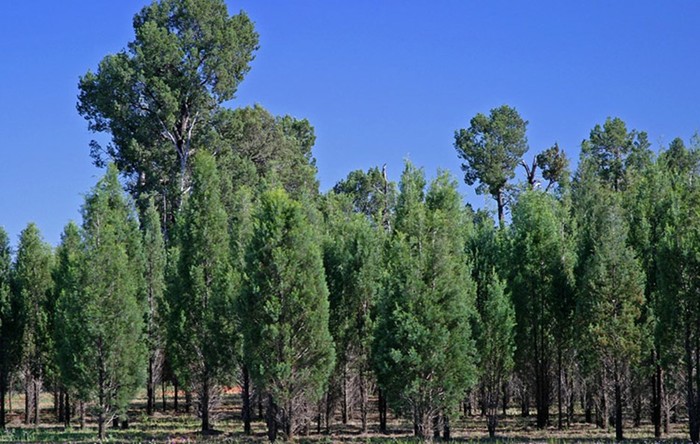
[241,188,335,441]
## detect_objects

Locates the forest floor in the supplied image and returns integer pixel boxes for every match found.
[0,390,690,443]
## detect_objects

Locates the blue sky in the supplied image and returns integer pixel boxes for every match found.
[1,1,699,246]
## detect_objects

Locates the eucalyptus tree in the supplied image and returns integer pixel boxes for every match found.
[13,223,54,426]
[454,105,528,226]
[374,165,477,439]
[78,0,259,227]
[169,151,237,432]
[241,188,335,441]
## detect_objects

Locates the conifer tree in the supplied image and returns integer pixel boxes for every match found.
[0,227,19,429]
[479,270,515,437]
[53,222,84,427]
[579,197,645,441]
[655,139,700,443]
[241,188,335,441]
[171,151,236,432]
[510,191,575,428]
[374,165,477,439]
[65,166,146,439]
[13,223,54,426]
[141,200,166,416]
[322,192,383,432]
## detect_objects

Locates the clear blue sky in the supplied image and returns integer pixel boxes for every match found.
[1,1,699,247]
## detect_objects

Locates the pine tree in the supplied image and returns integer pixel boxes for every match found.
[374,165,477,439]
[53,221,84,428]
[13,223,54,426]
[510,191,575,428]
[0,227,19,429]
[655,139,700,443]
[170,151,236,432]
[479,270,515,437]
[141,200,166,416]
[241,188,335,441]
[66,166,147,439]
[579,196,645,441]
[322,192,383,432]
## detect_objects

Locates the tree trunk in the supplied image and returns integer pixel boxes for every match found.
[687,325,699,443]
[378,388,387,433]
[242,365,251,435]
[615,381,623,441]
[147,356,154,416]
[497,191,505,228]
[266,394,278,442]
[342,363,348,425]
[33,378,40,426]
[201,377,210,432]
[0,375,5,430]
[173,378,179,413]
[443,415,451,440]
[359,369,368,433]
[64,391,70,429]
[558,348,563,430]
[161,378,166,412]
[432,414,440,439]
[24,375,30,425]
[652,352,661,438]
[79,401,85,430]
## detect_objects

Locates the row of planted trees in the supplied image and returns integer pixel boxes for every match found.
[3,111,700,442]
[2,0,700,441]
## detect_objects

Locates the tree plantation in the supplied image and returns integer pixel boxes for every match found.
[3,1,700,443]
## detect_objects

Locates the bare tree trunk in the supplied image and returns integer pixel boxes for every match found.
[378,388,387,433]
[615,380,623,441]
[33,378,40,426]
[359,369,368,433]
[173,378,179,413]
[162,379,166,412]
[342,363,348,425]
[266,394,278,442]
[79,401,85,430]
[242,365,251,435]
[64,392,70,429]
[201,377,210,432]
[147,356,154,416]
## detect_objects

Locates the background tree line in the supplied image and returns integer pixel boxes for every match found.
[1,0,699,442]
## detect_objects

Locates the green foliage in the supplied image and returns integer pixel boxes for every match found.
[241,188,335,438]
[479,270,515,437]
[332,166,397,225]
[14,223,54,385]
[212,105,320,199]
[374,164,477,438]
[53,222,88,401]
[170,151,237,431]
[77,0,259,220]
[61,166,147,437]
[509,190,575,427]
[454,105,529,224]
[580,117,651,192]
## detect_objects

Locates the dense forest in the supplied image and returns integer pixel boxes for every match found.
[2,0,700,442]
